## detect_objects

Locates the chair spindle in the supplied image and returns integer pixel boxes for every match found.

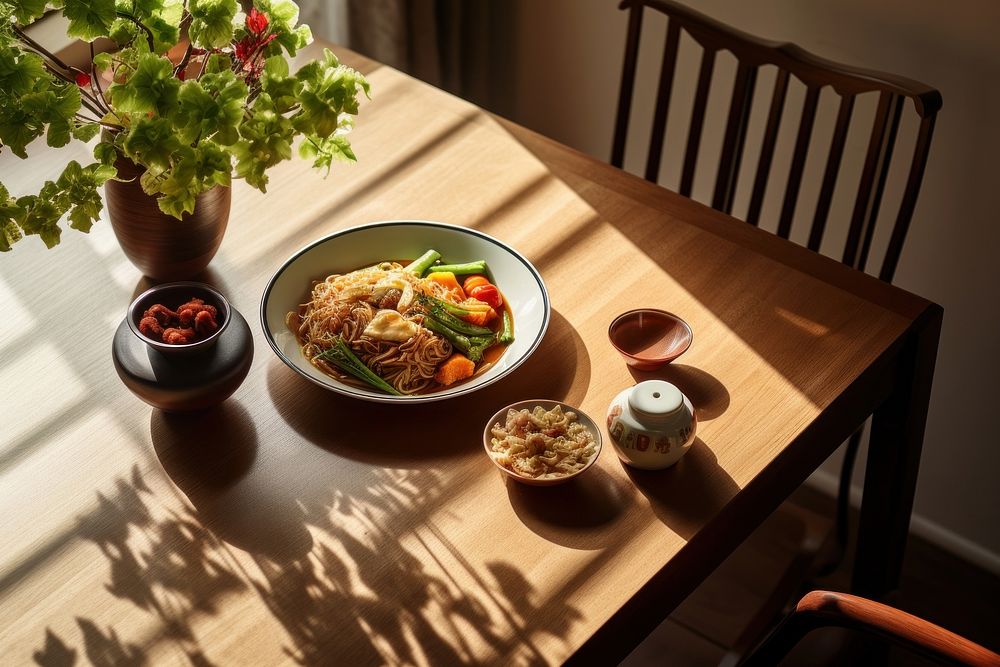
[857,94,904,272]
[713,62,758,214]
[645,21,682,182]
[679,47,717,197]
[776,85,820,239]
[880,114,937,282]
[746,69,790,226]
[611,4,644,169]
[808,94,856,252]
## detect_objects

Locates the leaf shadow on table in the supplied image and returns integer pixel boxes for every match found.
[30,457,582,666]
[34,382,593,666]
[629,364,730,422]
[264,308,590,467]
[503,464,637,550]
[622,438,740,541]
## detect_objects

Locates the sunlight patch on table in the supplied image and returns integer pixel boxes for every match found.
[0,277,36,337]
[82,217,121,257]
[109,256,143,291]
[0,342,86,448]
[0,410,152,566]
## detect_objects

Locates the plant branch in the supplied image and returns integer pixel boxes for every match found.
[115,11,156,51]
[11,26,73,71]
[90,42,111,113]
[174,42,194,77]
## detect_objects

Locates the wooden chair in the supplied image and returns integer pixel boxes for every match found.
[611,0,942,575]
[739,590,1000,666]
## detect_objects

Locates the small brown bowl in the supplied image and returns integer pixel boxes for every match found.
[483,399,602,486]
[127,281,231,357]
[608,308,693,371]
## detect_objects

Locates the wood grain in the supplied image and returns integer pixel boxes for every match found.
[0,44,937,665]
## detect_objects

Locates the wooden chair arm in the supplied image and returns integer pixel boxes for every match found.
[741,590,1000,666]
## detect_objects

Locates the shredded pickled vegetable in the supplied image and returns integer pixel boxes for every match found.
[489,404,597,479]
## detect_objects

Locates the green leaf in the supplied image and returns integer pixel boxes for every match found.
[189,0,238,49]
[0,109,41,159]
[174,70,247,145]
[93,52,114,71]
[292,50,370,138]
[46,119,72,148]
[63,0,117,41]
[144,15,181,53]
[17,193,67,249]
[203,52,234,75]
[233,108,294,192]
[123,116,182,172]
[108,53,180,115]
[94,140,120,165]
[0,48,47,96]
[11,0,49,25]
[299,133,356,175]
[72,121,102,142]
[0,184,24,252]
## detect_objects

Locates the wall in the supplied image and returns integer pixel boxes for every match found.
[506,0,1000,570]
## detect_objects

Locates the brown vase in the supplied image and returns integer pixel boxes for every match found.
[106,157,231,281]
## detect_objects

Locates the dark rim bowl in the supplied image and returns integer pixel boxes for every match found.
[608,308,693,370]
[127,281,231,356]
[483,399,603,486]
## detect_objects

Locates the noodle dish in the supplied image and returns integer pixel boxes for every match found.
[261,221,550,403]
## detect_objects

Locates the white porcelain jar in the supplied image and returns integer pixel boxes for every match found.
[606,380,697,470]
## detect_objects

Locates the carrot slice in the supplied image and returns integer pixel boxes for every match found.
[434,353,476,386]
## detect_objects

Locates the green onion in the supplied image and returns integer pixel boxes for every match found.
[416,295,493,336]
[498,310,514,345]
[426,260,487,276]
[405,249,441,276]
[316,338,403,396]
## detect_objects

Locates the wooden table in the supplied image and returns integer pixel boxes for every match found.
[0,46,941,665]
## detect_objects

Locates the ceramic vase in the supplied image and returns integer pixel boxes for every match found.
[105,156,231,281]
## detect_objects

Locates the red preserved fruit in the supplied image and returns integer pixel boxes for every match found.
[139,316,164,339]
[139,296,222,344]
[144,303,178,326]
[162,327,196,345]
[194,310,218,336]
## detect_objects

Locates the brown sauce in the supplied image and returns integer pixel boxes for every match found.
[611,311,682,360]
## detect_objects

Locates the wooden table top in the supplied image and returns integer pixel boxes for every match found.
[0,47,935,665]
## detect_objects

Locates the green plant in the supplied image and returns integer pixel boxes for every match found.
[0,0,369,251]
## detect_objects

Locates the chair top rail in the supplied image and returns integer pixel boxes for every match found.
[619,0,942,117]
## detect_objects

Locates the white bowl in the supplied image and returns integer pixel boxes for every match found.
[260,220,550,403]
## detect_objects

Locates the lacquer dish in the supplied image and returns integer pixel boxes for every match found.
[114,281,254,412]
[260,220,551,403]
[608,308,692,370]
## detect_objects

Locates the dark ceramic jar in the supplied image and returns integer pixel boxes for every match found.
[113,282,253,412]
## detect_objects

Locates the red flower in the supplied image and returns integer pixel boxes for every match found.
[75,71,91,87]
[246,8,269,36]
[235,33,277,68]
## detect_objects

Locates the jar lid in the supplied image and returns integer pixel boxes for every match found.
[627,380,684,421]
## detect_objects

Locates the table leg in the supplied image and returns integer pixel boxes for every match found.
[852,304,943,598]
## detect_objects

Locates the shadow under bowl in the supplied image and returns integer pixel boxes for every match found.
[608,308,693,371]
[483,399,603,487]
[127,281,231,356]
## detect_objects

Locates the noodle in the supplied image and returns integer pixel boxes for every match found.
[289,261,493,394]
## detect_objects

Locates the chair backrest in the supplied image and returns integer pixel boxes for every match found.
[611,0,942,283]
